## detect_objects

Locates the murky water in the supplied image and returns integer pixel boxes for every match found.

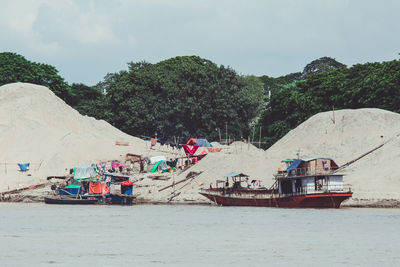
[0,203,399,266]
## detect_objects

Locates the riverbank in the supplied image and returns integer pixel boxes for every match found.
[2,186,400,208]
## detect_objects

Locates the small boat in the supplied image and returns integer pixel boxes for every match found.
[200,158,352,208]
[44,196,98,205]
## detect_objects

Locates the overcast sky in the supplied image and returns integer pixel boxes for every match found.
[1,0,399,85]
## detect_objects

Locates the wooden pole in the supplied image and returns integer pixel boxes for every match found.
[251,126,255,144]
[225,122,228,143]
[258,127,262,148]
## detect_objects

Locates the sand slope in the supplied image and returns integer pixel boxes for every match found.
[0,83,149,190]
[171,109,400,204]
[1,82,399,206]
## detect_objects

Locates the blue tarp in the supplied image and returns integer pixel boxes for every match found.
[286,159,302,171]
[195,139,213,147]
[18,163,30,172]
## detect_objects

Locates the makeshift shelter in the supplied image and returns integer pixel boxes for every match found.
[89,181,110,196]
[151,160,168,173]
[149,156,167,164]
[286,158,339,176]
[73,164,97,179]
[186,138,212,147]
[59,184,82,195]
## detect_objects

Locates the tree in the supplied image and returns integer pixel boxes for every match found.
[0,52,72,100]
[100,56,264,140]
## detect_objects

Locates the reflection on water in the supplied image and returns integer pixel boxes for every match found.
[0,203,400,266]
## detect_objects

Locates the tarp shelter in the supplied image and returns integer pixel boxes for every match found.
[225,172,249,178]
[104,173,130,183]
[89,182,110,196]
[18,163,30,172]
[73,164,97,179]
[287,159,302,171]
[59,184,82,195]
[149,156,167,164]
[186,138,212,147]
[151,160,168,173]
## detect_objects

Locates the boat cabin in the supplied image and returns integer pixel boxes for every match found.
[277,158,347,196]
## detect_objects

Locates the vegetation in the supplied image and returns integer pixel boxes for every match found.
[100,56,264,140]
[0,52,72,100]
[257,58,400,148]
[1,52,399,149]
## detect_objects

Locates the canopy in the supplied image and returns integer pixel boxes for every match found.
[149,155,166,164]
[225,172,248,178]
[186,138,212,147]
[151,160,167,173]
[286,159,302,171]
[64,184,82,189]
[73,164,97,179]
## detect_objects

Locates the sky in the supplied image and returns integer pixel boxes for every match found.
[1,0,399,85]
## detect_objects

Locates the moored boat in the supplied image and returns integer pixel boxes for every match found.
[200,158,352,208]
[44,196,98,205]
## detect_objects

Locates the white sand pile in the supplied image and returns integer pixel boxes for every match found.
[2,82,399,206]
[263,108,400,204]
[167,109,400,205]
[0,83,176,191]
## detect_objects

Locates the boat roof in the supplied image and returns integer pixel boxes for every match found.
[286,158,336,171]
[224,172,249,178]
[301,157,333,162]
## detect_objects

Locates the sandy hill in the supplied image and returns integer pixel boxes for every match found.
[170,109,400,205]
[0,83,153,191]
[1,82,399,206]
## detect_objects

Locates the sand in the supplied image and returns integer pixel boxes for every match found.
[1,82,400,207]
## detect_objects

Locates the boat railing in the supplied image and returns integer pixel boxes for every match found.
[275,166,341,178]
[279,185,352,197]
[200,188,276,197]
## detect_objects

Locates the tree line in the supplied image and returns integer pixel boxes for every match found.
[1,52,399,148]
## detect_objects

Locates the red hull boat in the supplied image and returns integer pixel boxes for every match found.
[200,158,352,208]
[200,190,352,208]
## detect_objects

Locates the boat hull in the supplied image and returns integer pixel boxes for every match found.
[44,196,98,205]
[200,192,352,208]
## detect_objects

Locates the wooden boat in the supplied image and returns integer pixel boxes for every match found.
[44,196,98,205]
[200,158,352,208]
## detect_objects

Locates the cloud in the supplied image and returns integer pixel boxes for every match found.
[0,0,61,54]
[1,0,399,85]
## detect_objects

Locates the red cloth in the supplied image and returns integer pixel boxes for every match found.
[89,182,110,195]
[121,180,134,186]
[186,138,197,145]
[182,144,199,155]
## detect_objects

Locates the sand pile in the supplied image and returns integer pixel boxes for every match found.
[2,82,399,206]
[167,109,400,205]
[263,108,400,204]
[0,83,170,191]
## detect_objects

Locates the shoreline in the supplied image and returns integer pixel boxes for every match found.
[2,194,400,208]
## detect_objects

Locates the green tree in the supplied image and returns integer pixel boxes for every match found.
[0,52,72,100]
[101,56,264,140]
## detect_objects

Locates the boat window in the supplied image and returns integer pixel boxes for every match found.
[315,177,325,190]
[280,180,292,194]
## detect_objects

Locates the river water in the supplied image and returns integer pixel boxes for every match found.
[0,203,399,266]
